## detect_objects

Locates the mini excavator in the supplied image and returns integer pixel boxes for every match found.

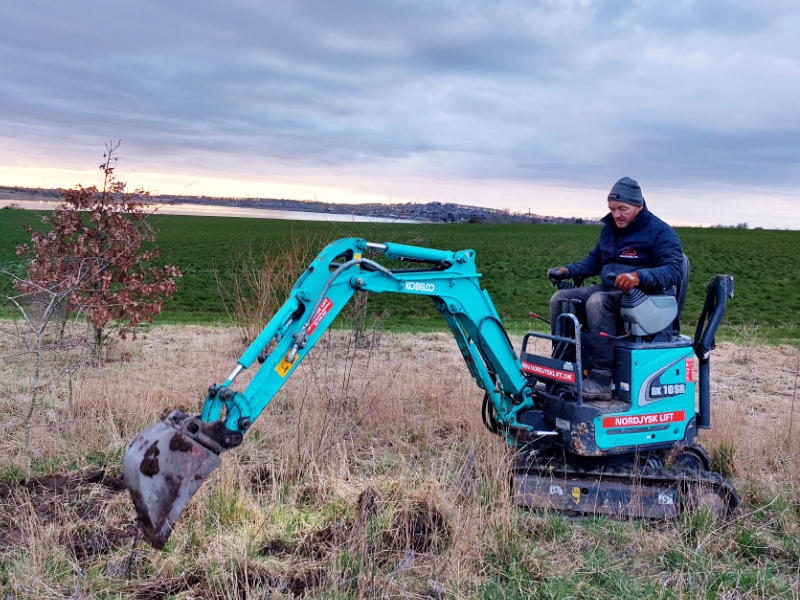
[123,238,737,549]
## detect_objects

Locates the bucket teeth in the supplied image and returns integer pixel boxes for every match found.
[123,411,221,549]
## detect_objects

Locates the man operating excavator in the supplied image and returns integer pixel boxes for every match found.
[548,177,684,400]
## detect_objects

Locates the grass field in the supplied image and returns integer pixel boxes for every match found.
[1,207,799,345]
[2,206,799,597]
[1,325,798,598]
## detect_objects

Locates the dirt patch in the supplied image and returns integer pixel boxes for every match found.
[0,468,134,560]
[259,521,351,561]
[259,487,379,561]
[258,537,295,557]
[298,522,351,559]
[352,486,378,538]
[249,464,274,490]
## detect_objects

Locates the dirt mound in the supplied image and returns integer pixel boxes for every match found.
[259,485,450,566]
[232,563,326,599]
[0,468,134,560]
[381,497,450,555]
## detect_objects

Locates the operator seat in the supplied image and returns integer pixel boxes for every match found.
[551,254,690,359]
[618,253,690,341]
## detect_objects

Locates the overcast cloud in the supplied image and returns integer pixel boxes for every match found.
[1,0,798,227]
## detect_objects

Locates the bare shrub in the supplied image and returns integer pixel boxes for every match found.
[1,272,94,480]
[218,232,325,345]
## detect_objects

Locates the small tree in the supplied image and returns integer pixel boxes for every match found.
[15,141,181,360]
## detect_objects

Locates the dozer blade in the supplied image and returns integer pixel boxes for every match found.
[123,411,222,549]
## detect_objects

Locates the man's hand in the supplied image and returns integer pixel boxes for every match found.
[615,271,640,292]
[547,267,570,282]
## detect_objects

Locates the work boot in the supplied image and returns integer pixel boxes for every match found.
[582,369,613,400]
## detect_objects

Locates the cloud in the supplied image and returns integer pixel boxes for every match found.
[0,0,798,226]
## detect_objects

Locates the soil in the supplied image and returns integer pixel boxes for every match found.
[124,573,203,600]
[0,470,448,598]
[0,468,134,560]
[4,344,795,559]
[0,469,211,599]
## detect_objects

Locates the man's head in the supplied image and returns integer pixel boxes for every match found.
[607,176,643,228]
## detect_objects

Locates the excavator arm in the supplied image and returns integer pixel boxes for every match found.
[124,238,533,548]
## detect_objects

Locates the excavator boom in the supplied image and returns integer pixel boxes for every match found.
[124,238,533,548]
[124,238,737,549]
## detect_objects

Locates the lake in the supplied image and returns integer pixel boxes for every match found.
[0,199,419,224]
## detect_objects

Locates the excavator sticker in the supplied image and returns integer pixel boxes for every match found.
[603,410,685,428]
[275,352,295,377]
[521,361,576,383]
[307,297,334,335]
[404,281,436,292]
[638,355,688,406]
[649,383,687,398]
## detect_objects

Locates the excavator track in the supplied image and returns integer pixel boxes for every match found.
[513,450,739,519]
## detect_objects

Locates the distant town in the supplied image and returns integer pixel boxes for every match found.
[0,185,598,225]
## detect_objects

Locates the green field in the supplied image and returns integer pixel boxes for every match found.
[2,207,800,598]
[1,207,798,344]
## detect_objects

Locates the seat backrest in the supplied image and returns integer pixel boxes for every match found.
[673,253,690,332]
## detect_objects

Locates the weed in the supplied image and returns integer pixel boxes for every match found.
[0,463,24,482]
[734,524,769,561]
[677,506,717,546]
[730,320,762,363]
[711,441,737,479]
[524,510,572,543]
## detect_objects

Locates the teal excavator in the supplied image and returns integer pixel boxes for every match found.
[123,238,737,549]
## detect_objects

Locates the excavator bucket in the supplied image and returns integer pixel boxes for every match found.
[123,411,222,549]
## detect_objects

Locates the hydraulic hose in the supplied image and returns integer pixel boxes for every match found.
[482,391,501,434]
[288,257,395,361]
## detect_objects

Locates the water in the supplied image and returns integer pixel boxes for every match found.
[0,199,419,224]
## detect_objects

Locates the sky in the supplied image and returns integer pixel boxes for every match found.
[1,0,798,229]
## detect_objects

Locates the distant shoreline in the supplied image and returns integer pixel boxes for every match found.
[0,198,420,224]
[0,184,597,225]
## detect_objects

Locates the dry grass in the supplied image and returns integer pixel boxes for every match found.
[1,322,799,598]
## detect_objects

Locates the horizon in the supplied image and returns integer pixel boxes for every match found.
[3,185,787,231]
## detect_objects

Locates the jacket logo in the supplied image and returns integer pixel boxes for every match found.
[620,247,638,258]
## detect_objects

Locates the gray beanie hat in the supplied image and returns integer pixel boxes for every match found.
[607,177,644,207]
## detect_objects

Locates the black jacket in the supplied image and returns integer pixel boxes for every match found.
[566,204,683,292]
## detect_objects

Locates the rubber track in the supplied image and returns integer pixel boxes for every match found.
[515,452,740,516]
